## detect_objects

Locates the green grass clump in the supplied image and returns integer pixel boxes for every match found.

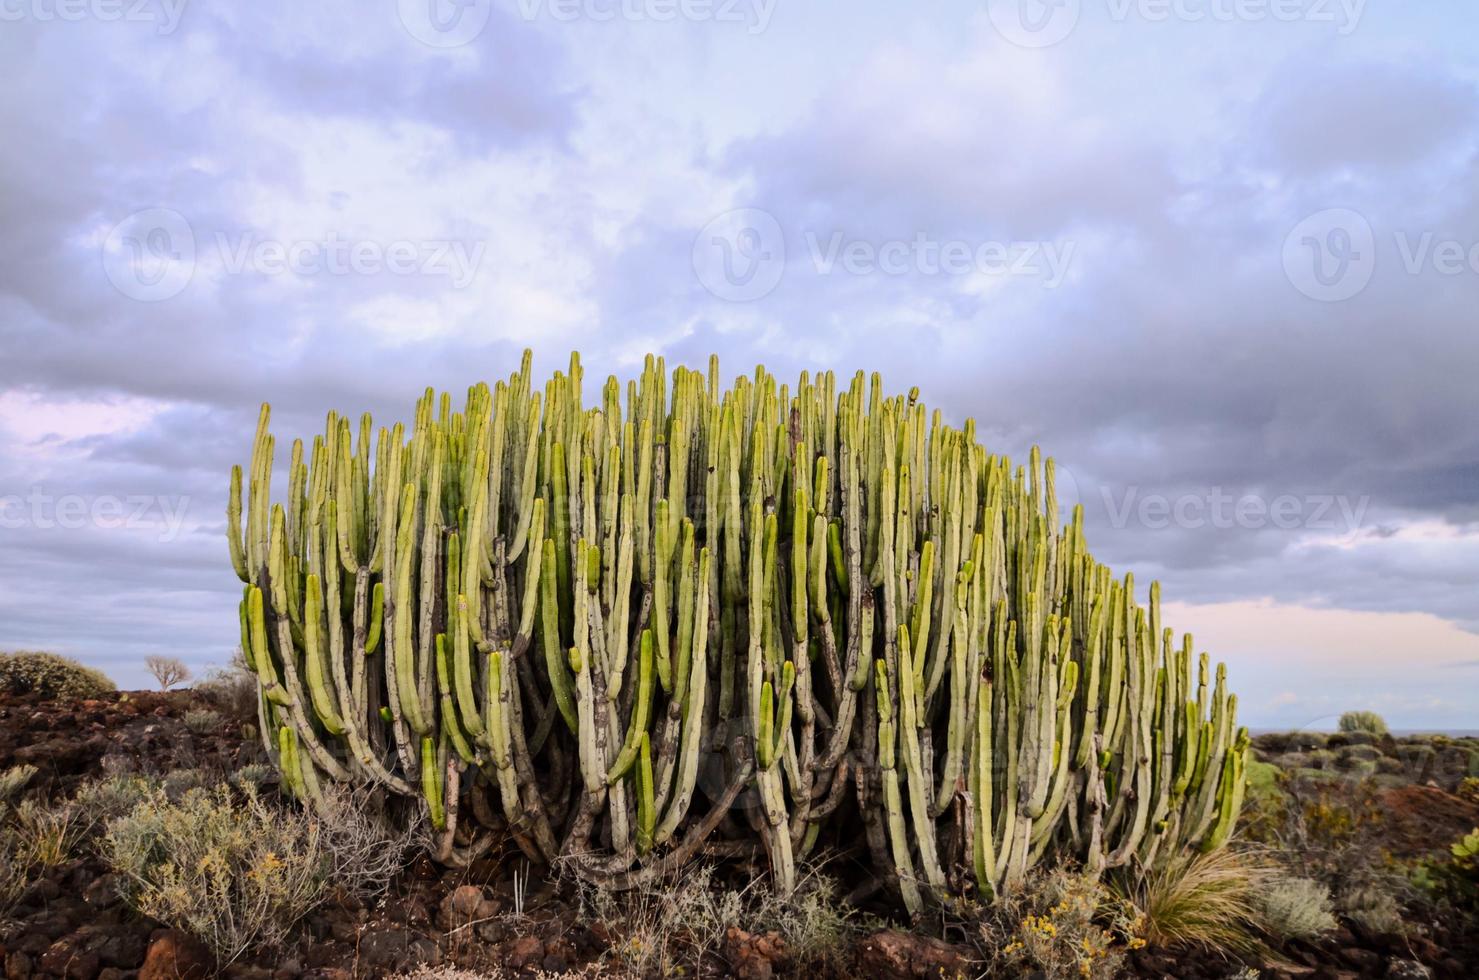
[1338,710,1389,736]
[1339,881,1403,936]
[0,651,115,699]
[0,765,36,805]
[183,708,224,735]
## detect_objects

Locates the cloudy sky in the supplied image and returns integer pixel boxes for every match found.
[1,0,1476,729]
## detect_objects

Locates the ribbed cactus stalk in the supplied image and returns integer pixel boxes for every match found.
[228,350,1247,907]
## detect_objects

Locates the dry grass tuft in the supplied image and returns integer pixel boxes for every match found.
[1111,848,1277,957]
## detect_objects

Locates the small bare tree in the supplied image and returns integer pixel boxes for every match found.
[145,655,192,691]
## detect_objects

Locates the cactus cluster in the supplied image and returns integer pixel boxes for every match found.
[228,351,1247,911]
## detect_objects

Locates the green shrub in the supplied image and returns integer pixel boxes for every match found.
[183,708,224,735]
[72,774,156,833]
[1338,711,1389,736]
[1396,743,1438,780]
[1291,767,1339,785]
[0,651,115,699]
[1259,876,1337,941]
[1376,756,1405,776]
[1339,880,1404,936]
[1413,827,1479,912]
[231,763,276,788]
[162,768,211,800]
[1239,760,1288,844]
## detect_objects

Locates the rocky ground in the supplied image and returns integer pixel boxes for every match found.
[1,691,1475,979]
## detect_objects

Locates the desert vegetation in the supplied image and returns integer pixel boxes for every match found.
[0,651,114,699]
[227,352,1247,917]
[1,633,1475,979]
[1,360,1474,978]
[145,655,193,691]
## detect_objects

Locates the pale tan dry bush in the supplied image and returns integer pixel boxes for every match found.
[566,860,873,977]
[0,764,36,804]
[104,781,418,964]
[1260,875,1337,940]
[145,655,192,691]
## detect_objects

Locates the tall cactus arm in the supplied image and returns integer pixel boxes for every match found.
[228,465,250,582]
[302,574,346,735]
[607,629,656,783]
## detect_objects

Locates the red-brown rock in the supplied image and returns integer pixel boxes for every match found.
[138,930,212,980]
[855,929,969,980]
[724,927,790,980]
